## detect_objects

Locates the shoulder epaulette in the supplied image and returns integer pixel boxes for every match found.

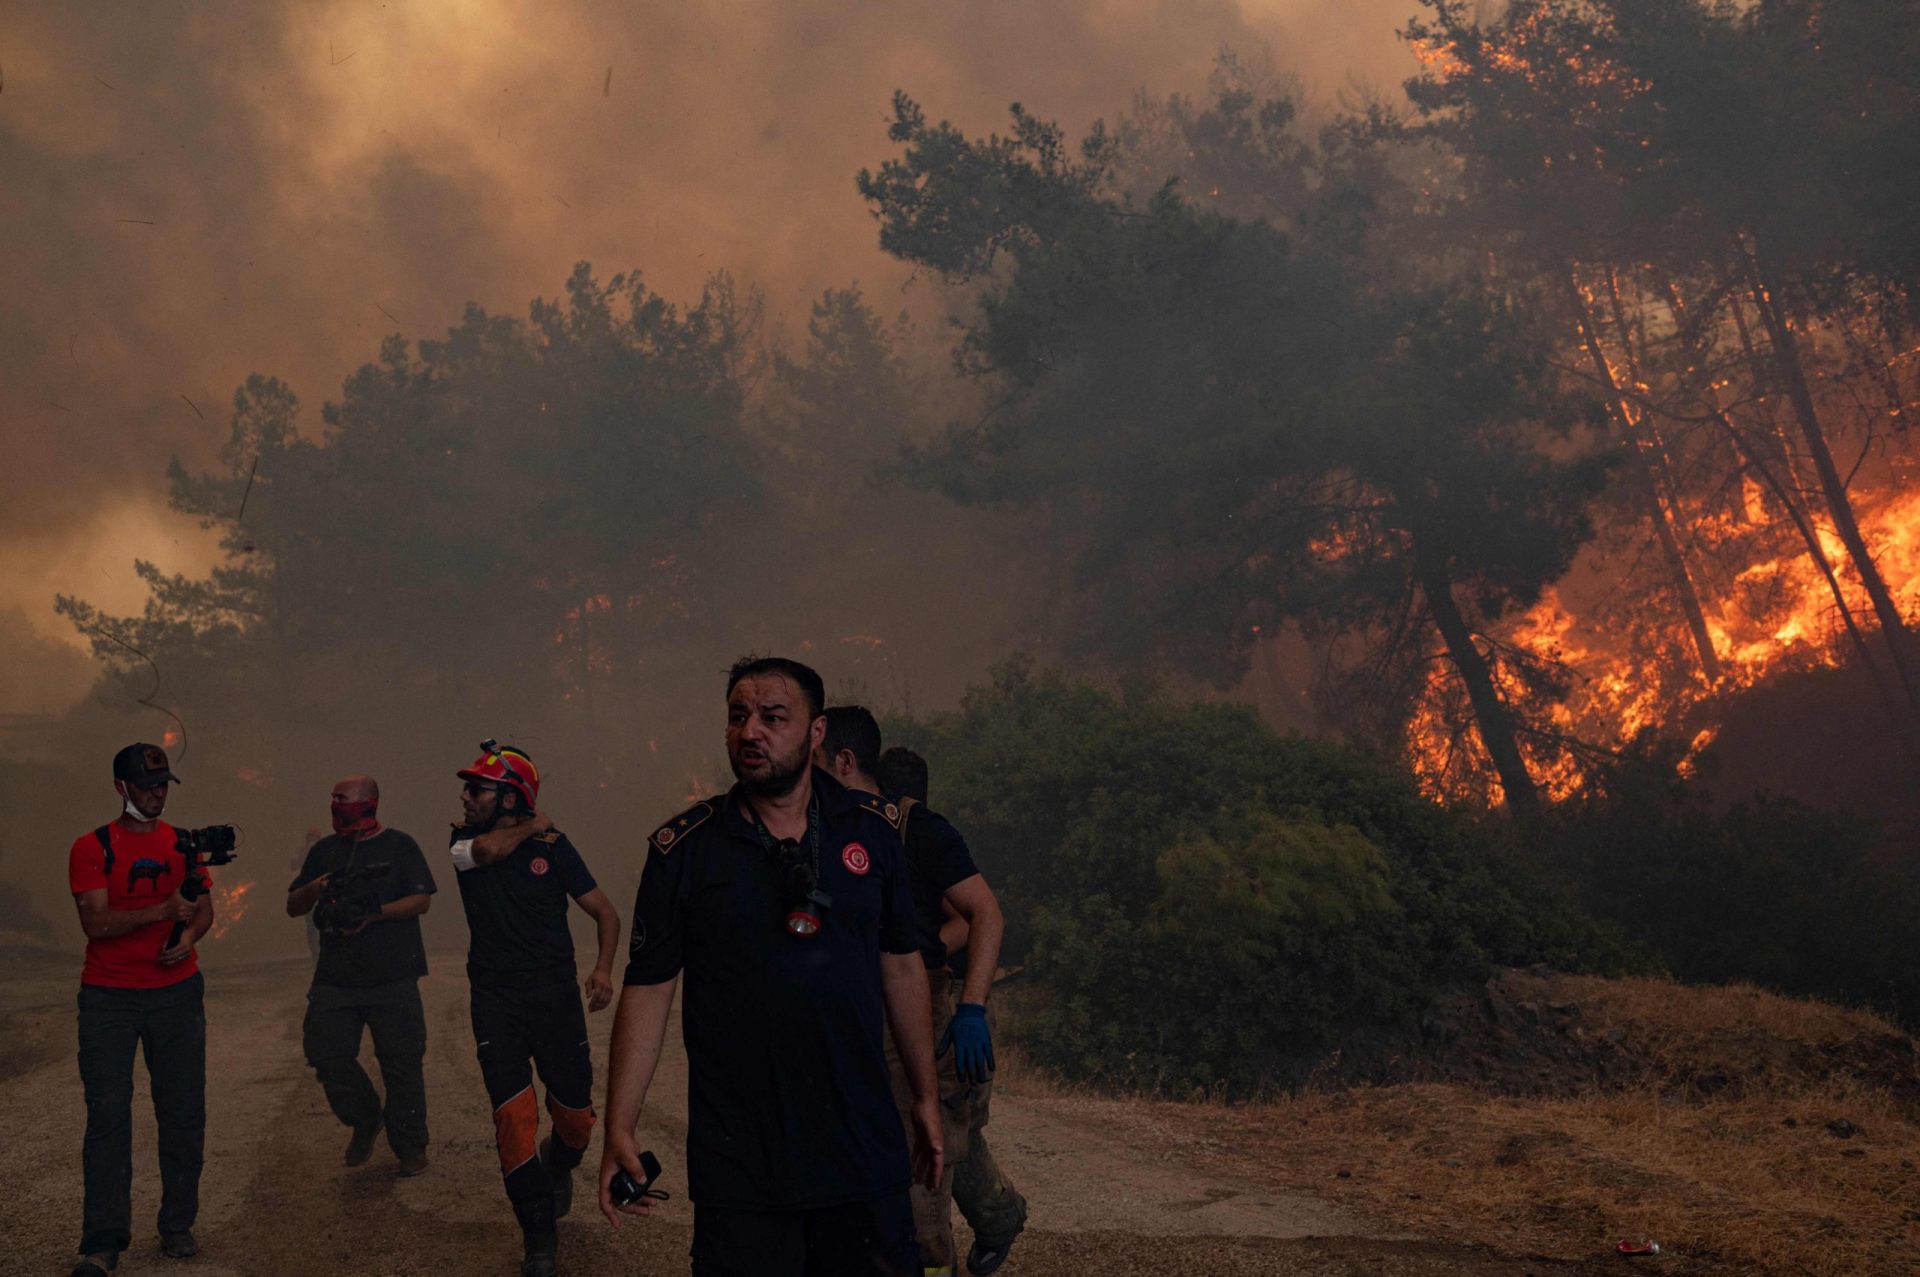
[888,796,918,837]
[855,791,902,829]
[531,830,562,845]
[650,801,714,854]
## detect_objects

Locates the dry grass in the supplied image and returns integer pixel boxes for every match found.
[1003,975,1920,1273]
[1153,1079,1920,1274]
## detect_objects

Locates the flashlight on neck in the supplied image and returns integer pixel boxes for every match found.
[772,838,832,938]
[786,886,833,937]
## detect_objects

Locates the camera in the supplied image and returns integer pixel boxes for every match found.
[313,862,392,934]
[167,825,240,948]
[174,824,239,864]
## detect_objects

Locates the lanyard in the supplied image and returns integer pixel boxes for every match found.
[744,791,822,881]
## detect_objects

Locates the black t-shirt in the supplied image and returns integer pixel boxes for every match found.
[894,801,981,970]
[291,828,437,989]
[451,825,597,985]
[625,769,920,1210]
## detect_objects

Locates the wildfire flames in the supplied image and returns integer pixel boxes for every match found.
[1411,477,1920,803]
[209,878,255,941]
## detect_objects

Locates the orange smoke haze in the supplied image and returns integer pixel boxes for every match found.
[0,0,1416,662]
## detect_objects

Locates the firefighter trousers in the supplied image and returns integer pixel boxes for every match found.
[469,975,596,1239]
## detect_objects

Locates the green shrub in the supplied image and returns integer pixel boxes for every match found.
[889,661,1640,1095]
[1550,754,1920,1026]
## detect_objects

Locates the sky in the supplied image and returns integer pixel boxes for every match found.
[0,0,1419,680]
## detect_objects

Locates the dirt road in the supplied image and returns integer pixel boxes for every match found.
[5,950,1602,1276]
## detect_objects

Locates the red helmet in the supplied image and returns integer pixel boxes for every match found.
[458,740,540,811]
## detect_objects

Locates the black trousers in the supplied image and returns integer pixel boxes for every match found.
[470,975,596,1239]
[76,974,206,1256]
[302,977,429,1158]
[691,1192,919,1277]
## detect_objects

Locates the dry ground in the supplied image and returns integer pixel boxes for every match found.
[1012,973,1920,1276]
[8,943,1909,1275]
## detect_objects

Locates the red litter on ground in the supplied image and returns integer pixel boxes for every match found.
[1616,1240,1662,1256]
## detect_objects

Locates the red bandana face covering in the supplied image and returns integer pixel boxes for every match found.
[331,799,379,838]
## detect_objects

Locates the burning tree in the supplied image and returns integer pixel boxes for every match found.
[1402,0,1920,782]
[860,94,1610,812]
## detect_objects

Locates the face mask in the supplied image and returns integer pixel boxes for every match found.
[331,799,379,837]
[118,783,160,822]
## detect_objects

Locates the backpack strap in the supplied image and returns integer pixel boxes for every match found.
[93,824,115,877]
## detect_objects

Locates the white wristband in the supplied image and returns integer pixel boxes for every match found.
[449,839,477,872]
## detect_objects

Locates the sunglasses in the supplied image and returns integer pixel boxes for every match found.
[463,780,501,797]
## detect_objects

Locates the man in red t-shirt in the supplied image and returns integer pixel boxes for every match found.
[66,743,214,1277]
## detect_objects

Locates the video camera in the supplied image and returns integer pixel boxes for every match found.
[168,825,239,949]
[313,861,392,935]
[175,824,239,860]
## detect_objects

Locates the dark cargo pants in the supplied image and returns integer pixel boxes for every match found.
[76,973,206,1257]
[470,975,596,1240]
[302,977,429,1158]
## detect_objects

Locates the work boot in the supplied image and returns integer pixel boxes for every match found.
[344,1122,379,1167]
[69,1253,117,1277]
[396,1152,430,1178]
[540,1136,573,1219]
[160,1230,198,1259]
[520,1229,558,1277]
[966,1232,1021,1276]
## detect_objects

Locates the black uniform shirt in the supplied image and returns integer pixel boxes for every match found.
[625,769,920,1210]
[451,825,597,985]
[292,828,437,989]
[894,801,981,971]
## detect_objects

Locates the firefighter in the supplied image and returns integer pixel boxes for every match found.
[877,746,1028,1276]
[820,714,1015,1277]
[448,742,623,1277]
[600,656,942,1276]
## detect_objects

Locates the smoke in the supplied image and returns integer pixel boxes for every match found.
[0,607,93,716]
[0,0,1414,612]
[1,0,1414,952]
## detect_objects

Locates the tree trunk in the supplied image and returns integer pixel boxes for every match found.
[1727,294,1816,497]
[1414,543,1540,814]
[1605,269,1701,536]
[1561,267,1724,683]
[1744,244,1920,721]
[1659,284,1897,708]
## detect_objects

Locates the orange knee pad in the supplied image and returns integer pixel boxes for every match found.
[546,1092,596,1152]
[494,1086,539,1173]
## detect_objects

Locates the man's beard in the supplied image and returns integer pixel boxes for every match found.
[732,741,810,798]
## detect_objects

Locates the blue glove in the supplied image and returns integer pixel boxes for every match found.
[938,1002,995,1085]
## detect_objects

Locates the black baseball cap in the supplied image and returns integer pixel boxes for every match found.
[112,742,182,787]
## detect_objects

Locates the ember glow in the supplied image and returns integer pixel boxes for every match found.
[209,879,256,942]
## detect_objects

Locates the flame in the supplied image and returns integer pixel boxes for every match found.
[161,729,180,748]
[208,878,255,941]
[1407,479,1920,804]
